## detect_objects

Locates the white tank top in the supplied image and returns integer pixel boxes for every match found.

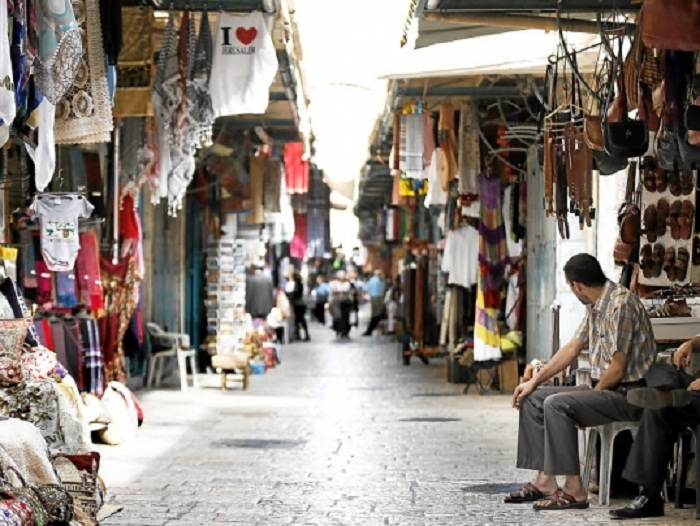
[209,11,278,117]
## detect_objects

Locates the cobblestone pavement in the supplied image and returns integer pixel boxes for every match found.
[99,319,698,525]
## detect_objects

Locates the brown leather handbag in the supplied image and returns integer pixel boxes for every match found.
[618,161,641,245]
[641,0,700,51]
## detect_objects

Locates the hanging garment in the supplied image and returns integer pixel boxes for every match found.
[247,156,265,224]
[210,11,278,117]
[54,0,113,144]
[98,0,121,65]
[424,148,448,207]
[167,8,196,216]
[99,256,140,383]
[474,174,509,362]
[60,317,83,389]
[35,261,53,306]
[283,142,309,194]
[151,6,178,205]
[438,103,458,190]
[423,113,436,166]
[79,316,104,396]
[18,230,37,289]
[189,6,214,147]
[290,213,307,260]
[262,158,281,212]
[306,208,326,258]
[0,1,15,130]
[33,0,82,104]
[29,195,94,272]
[25,99,56,191]
[458,101,481,195]
[441,225,479,288]
[118,192,140,241]
[502,186,523,258]
[399,114,425,179]
[55,271,78,308]
[75,230,103,312]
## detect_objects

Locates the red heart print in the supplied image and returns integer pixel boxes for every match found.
[236,27,258,46]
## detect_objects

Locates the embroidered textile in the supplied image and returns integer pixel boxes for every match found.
[0,2,15,129]
[33,0,82,104]
[54,0,113,144]
[0,319,29,387]
[20,346,57,381]
[0,418,59,487]
[0,379,89,454]
[458,101,481,195]
[189,7,214,147]
[399,114,424,178]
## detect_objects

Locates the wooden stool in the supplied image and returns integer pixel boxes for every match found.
[212,354,250,391]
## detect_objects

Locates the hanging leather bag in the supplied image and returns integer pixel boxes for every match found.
[603,40,649,159]
[640,0,700,52]
[617,161,641,244]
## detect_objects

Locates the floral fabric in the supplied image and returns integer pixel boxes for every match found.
[0,319,29,386]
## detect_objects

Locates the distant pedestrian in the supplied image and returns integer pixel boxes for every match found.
[363,270,385,336]
[313,275,330,324]
[286,272,310,341]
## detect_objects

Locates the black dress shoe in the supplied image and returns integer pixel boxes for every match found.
[609,495,664,520]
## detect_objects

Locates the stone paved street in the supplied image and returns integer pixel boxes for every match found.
[98,319,699,525]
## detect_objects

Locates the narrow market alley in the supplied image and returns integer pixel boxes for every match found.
[97,317,695,526]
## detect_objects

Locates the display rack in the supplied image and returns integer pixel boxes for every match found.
[205,238,248,355]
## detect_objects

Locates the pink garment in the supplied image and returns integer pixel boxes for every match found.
[283,142,309,194]
[290,213,307,259]
[424,114,436,166]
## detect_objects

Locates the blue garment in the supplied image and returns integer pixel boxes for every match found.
[315,282,330,300]
[366,276,384,298]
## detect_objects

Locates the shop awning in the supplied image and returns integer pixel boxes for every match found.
[406,0,641,49]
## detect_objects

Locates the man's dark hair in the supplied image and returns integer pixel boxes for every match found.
[563,253,607,287]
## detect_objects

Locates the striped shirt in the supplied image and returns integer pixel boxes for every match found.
[574,280,656,383]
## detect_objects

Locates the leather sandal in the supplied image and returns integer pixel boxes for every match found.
[676,247,690,281]
[655,167,668,193]
[532,489,589,511]
[504,483,547,503]
[642,156,656,192]
[643,204,658,242]
[669,200,682,240]
[669,169,682,197]
[679,200,695,240]
[656,198,670,238]
[652,243,665,278]
[664,246,677,281]
[680,169,694,196]
[641,244,653,278]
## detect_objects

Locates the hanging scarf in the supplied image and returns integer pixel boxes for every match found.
[54,0,113,144]
[33,0,82,104]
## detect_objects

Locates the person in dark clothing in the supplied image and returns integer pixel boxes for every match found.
[287,272,309,342]
[611,338,700,520]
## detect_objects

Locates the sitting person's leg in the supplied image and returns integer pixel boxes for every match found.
[532,388,642,509]
[611,392,700,519]
[506,385,586,503]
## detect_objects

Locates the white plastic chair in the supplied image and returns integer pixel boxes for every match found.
[146,323,198,390]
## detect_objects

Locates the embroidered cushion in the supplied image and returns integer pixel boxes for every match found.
[20,346,58,381]
[0,319,30,386]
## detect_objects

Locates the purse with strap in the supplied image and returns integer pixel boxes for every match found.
[603,35,649,158]
[618,161,641,244]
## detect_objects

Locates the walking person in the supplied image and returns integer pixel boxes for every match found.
[504,253,656,511]
[312,275,330,324]
[329,270,353,339]
[286,272,310,342]
[363,270,385,336]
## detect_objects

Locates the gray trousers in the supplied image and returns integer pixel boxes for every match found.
[517,386,643,475]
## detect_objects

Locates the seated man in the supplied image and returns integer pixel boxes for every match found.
[505,253,656,510]
[611,338,700,520]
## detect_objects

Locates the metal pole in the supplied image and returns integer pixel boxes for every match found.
[112,119,121,264]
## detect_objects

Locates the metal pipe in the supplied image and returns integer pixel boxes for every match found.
[112,120,120,265]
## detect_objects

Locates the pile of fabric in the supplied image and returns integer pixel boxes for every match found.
[0,275,143,524]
